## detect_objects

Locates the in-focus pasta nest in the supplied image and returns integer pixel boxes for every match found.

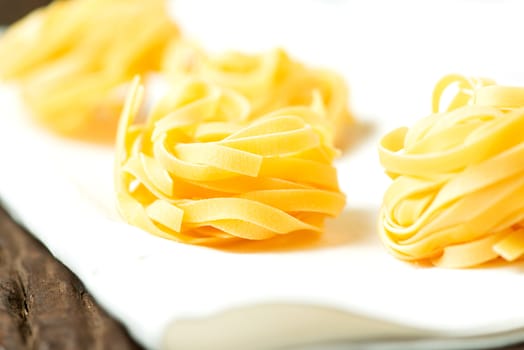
[115,77,346,244]
[379,74,524,268]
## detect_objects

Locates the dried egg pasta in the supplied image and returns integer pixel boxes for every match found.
[0,0,179,139]
[163,42,351,146]
[115,78,346,243]
[379,74,524,268]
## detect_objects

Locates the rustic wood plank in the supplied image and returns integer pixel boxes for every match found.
[0,206,143,350]
[0,0,51,25]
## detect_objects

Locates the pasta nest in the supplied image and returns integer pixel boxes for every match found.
[0,0,179,140]
[115,78,346,244]
[379,74,524,268]
[163,41,352,146]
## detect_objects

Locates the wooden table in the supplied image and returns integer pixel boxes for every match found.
[0,206,143,350]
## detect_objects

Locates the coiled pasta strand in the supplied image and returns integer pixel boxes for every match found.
[0,0,179,139]
[379,74,524,268]
[163,42,351,146]
[115,78,346,244]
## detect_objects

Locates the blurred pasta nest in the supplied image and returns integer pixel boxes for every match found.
[163,41,352,146]
[0,0,179,140]
[115,78,346,244]
[379,74,524,268]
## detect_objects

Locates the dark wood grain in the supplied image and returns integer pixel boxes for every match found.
[0,206,143,350]
[0,0,51,25]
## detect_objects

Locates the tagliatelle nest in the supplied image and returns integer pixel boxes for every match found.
[162,42,352,146]
[379,74,524,268]
[115,78,346,244]
[0,0,179,140]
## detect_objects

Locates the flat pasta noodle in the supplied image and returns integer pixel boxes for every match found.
[379,74,524,268]
[162,41,352,146]
[0,0,179,140]
[115,77,346,244]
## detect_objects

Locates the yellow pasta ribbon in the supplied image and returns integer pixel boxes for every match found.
[0,0,179,141]
[379,74,524,268]
[115,77,346,244]
[162,41,352,146]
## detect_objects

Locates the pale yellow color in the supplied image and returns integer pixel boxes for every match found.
[162,41,352,146]
[0,0,179,141]
[115,77,346,244]
[379,74,524,268]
